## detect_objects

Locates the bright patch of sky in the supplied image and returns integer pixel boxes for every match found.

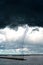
[0,25,43,54]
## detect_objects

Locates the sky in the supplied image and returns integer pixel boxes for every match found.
[0,0,43,54]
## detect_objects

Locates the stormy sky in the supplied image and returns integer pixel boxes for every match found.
[0,0,43,28]
[0,0,43,54]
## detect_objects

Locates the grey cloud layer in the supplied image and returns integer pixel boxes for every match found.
[0,0,43,28]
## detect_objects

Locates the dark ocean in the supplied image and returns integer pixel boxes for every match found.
[0,56,43,65]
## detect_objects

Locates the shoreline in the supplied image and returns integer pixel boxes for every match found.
[0,54,43,56]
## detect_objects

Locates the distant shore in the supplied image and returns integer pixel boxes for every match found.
[0,54,43,56]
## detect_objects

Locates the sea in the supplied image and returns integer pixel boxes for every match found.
[0,55,43,65]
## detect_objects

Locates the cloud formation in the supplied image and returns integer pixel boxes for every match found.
[0,0,43,28]
[0,0,43,54]
[0,48,29,55]
[0,25,43,54]
[0,25,43,44]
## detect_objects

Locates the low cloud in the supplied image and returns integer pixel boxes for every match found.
[0,48,30,54]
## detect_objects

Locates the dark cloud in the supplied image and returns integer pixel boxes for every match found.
[32,28,39,32]
[0,0,43,28]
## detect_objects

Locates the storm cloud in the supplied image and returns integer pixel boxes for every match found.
[0,0,43,28]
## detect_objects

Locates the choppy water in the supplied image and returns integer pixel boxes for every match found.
[0,56,43,65]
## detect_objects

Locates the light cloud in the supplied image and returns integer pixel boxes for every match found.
[0,25,43,54]
[0,48,30,54]
[0,26,26,42]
